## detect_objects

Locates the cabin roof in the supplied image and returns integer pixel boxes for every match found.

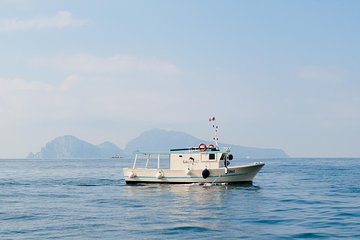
[133,148,229,155]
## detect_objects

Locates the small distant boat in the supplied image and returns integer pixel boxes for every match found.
[112,154,121,159]
[123,117,265,184]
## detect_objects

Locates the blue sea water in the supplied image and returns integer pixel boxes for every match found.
[1,158,359,239]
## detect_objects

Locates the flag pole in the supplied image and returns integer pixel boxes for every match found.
[209,117,219,147]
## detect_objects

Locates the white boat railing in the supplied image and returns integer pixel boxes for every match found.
[132,152,170,169]
[132,154,138,169]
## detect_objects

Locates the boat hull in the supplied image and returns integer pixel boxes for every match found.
[123,162,265,184]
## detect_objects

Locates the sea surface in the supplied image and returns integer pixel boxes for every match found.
[1,158,359,239]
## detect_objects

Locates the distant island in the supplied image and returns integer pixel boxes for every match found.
[27,128,289,159]
[27,135,127,159]
[125,128,289,159]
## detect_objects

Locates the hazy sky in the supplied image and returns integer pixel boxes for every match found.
[0,0,359,158]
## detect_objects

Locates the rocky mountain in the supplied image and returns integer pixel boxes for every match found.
[27,135,127,159]
[125,128,289,159]
[27,129,289,159]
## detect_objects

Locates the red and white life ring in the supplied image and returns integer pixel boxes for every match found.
[198,143,207,152]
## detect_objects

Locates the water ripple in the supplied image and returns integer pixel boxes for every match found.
[1,158,359,239]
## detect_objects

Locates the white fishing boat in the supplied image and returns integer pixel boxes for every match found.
[123,118,265,184]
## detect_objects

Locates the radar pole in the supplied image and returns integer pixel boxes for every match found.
[208,116,219,147]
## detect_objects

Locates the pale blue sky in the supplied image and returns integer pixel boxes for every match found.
[0,0,359,158]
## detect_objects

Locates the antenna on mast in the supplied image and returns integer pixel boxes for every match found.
[208,116,219,147]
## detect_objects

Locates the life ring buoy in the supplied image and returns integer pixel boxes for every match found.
[198,143,207,152]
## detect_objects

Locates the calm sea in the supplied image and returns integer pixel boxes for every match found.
[1,158,359,239]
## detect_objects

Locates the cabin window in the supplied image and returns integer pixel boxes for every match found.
[209,154,215,160]
[179,155,183,157]
[220,154,225,160]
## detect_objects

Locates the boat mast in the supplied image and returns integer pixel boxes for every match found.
[209,116,219,147]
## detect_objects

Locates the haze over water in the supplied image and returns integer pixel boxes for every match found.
[1,158,359,239]
[1,1,360,158]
